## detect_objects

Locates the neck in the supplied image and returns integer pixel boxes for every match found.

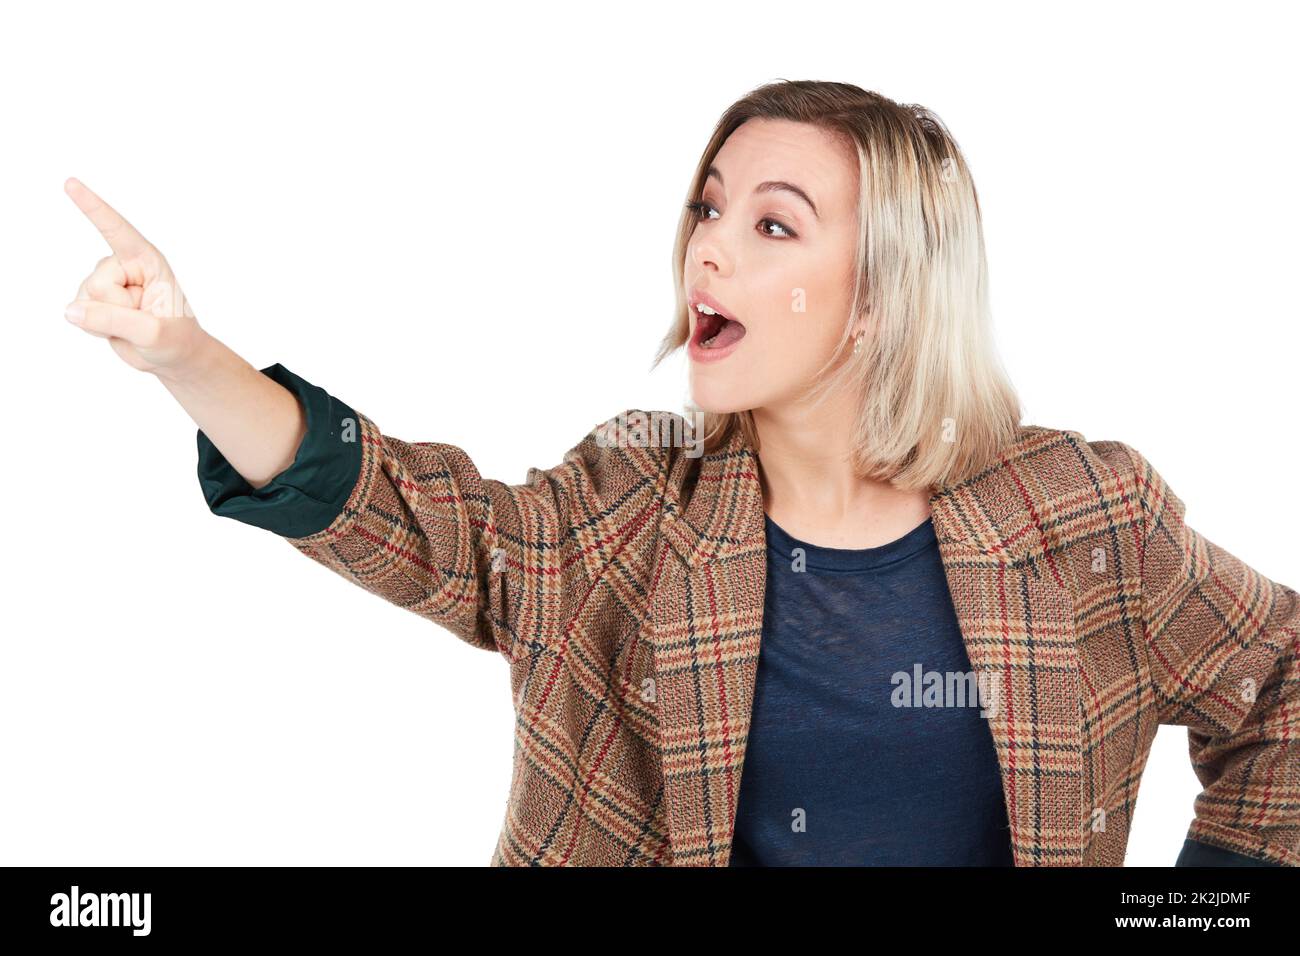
[750,392,933,549]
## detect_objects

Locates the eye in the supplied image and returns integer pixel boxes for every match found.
[759,218,795,239]
[684,200,719,222]
[683,200,799,240]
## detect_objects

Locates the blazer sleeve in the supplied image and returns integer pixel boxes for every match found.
[197,366,664,662]
[1118,442,1300,867]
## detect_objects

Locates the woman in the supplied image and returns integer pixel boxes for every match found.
[62,80,1298,867]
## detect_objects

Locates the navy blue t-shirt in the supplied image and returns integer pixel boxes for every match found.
[728,512,1015,866]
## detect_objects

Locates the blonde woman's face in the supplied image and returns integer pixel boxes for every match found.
[684,117,861,414]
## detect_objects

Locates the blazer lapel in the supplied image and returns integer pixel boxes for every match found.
[928,466,1086,866]
[646,424,1084,867]
[647,427,767,866]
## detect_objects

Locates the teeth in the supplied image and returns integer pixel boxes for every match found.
[696,303,720,316]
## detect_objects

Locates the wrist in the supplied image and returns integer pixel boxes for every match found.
[153,330,223,388]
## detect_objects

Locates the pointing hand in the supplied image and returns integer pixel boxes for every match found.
[63,178,206,375]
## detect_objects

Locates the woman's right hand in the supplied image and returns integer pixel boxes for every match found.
[63,177,208,377]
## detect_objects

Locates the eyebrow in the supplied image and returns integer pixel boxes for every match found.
[705,165,820,219]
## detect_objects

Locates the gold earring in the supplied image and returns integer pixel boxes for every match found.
[853,332,864,355]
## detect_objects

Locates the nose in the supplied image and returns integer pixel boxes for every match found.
[690,232,733,277]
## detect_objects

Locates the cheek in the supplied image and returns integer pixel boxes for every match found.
[722,308,838,406]
[759,287,846,367]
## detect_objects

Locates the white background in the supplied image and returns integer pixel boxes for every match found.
[2,0,1296,866]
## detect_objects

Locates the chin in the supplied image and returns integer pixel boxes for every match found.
[688,377,759,416]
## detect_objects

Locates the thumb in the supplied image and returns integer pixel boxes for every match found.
[65,299,158,343]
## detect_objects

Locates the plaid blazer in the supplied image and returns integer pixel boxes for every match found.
[274,407,1299,867]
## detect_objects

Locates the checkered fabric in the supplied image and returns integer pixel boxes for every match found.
[282,411,1299,867]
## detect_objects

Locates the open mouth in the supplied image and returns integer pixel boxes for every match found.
[693,303,747,350]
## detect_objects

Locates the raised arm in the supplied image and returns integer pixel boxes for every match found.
[62,178,667,663]
[62,178,308,489]
[198,392,667,660]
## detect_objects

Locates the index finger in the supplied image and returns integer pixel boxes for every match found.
[64,177,152,259]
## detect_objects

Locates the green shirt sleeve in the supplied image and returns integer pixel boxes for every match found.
[196,363,363,538]
[1175,837,1283,867]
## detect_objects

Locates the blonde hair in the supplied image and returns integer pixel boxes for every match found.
[652,79,1022,491]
